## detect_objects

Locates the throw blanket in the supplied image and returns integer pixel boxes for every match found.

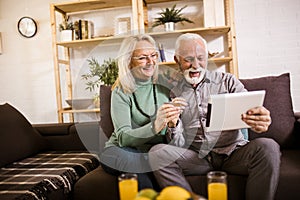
[0,151,99,200]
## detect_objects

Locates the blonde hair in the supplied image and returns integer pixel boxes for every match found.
[113,34,159,94]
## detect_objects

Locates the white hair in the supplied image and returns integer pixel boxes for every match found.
[174,33,208,59]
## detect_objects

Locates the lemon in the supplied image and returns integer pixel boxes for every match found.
[134,196,151,200]
[137,188,158,200]
[156,186,191,200]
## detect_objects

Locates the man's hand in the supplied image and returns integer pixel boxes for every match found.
[153,98,187,133]
[241,106,271,133]
[167,97,187,128]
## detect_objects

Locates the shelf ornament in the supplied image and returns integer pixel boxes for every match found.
[152,4,194,31]
[81,57,118,107]
[59,16,74,42]
[81,57,118,90]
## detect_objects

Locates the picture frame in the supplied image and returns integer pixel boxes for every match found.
[115,17,131,36]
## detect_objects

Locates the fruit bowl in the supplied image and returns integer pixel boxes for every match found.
[65,98,94,109]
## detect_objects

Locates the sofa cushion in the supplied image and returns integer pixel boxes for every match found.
[0,103,45,167]
[240,73,296,147]
[275,149,300,199]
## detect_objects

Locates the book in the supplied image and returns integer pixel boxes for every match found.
[158,43,166,62]
[80,20,89,39]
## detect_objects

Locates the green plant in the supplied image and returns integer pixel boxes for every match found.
[81,57,118,92]
[59,16,73,31]
[152,4,194,28]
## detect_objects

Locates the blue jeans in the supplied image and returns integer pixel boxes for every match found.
[100,146,160,191]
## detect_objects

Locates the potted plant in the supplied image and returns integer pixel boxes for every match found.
[81,57,118,107]
[59,16,74,41]
[152,4,194,31]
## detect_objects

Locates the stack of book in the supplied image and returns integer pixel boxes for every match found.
[74,20,94,40]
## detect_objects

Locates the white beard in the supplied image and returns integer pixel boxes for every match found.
[183,67,206,85]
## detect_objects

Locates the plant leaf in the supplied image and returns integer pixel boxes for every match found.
[152,4,194,28]
[81,57,118,91]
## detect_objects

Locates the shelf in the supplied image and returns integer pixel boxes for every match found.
[56,26,230,48]
[53,0,132,14]
[160,57,232,66]
[56,35,127,48]
[144,0,190,4]
[148,26,230,36]
[62,108,100,113]
[209,57,233,63]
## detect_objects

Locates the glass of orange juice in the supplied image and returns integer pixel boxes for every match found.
[118,173,138,200]
[207,171,227,200]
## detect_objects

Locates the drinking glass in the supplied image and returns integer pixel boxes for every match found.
[118,173,138,200]
[207,171,227,200]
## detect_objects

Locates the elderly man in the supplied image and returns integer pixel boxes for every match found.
[149,33,281,200]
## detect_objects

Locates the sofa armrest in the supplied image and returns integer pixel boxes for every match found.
[33,122,100,152]
[33,122,85,151]
[33,123,74,136]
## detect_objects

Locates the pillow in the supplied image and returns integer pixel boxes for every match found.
[240,73,296,147]
[0,103,45,167]
[99,85,114,139]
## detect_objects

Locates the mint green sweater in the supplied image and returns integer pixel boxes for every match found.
[104,79,170,152]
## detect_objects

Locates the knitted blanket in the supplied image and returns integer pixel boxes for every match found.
[0,151,99,200]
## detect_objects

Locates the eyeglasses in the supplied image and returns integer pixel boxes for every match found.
[132,52,158,62]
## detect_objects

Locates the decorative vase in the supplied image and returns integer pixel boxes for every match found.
[164,22,175,31]
[60,30,73,42]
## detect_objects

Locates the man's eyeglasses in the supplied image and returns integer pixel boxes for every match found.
[132,52,158,62]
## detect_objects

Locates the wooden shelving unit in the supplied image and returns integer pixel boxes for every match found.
[50,0,238,123]
[50,0,139,123]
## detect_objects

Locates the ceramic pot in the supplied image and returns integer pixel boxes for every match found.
[164,22,175,31]
[60,30,73,42]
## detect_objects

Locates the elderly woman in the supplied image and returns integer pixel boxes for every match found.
[100,34,182,190]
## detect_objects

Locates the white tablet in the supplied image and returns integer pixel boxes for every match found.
[206,90,265,132]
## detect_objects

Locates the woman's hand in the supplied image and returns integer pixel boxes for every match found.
[153,98,187,133]
[241,106,271,133]
[154,103,179,133]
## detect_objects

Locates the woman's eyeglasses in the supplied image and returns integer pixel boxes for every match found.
[132,52,158,63]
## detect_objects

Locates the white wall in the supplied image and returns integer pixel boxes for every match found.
[0,0,299,124]
[234,0,300,111]
[0,0,57,123]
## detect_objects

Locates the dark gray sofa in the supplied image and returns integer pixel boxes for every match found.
[0,104,100,200]
[74,73,300,200]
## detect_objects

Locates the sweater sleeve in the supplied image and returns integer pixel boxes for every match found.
[110,89,162,148]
